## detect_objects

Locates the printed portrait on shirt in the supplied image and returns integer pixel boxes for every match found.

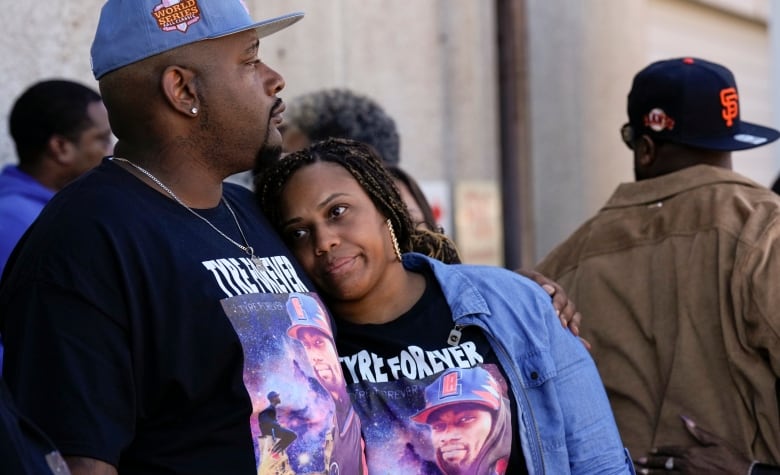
[223,292,365,475]
[340,338,512,475]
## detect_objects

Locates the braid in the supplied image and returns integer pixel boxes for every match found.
[410,229,462,264]
[255,137,461,264]
[254,148,316,229]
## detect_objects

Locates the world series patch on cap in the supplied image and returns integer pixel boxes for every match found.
[411,367,502,424]
[90,0,303,79]
[625,57,780,151]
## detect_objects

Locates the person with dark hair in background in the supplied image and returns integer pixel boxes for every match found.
[274,87,442,233]
[387,165,440,232]
[256,137,634,474]
[280,88,401,165]
[537,57,780,474]
[0,79,111,374]
[0,79,112,276]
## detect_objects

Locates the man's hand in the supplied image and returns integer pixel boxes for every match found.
[634,415,752,474]
[515,269,588,347]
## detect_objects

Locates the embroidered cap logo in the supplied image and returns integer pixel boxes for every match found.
[439,370,462,398]
[152,0,201,33]
[720,87,738,127]
[644,108,675,132]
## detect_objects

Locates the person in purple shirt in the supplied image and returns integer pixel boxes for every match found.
[0,79,112,370]
[0,79,112,276]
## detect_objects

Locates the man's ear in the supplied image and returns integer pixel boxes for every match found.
[47,135,77,165]
[160,65,199,117]
[634,135,657,170]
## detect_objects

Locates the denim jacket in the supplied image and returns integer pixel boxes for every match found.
[403,253,635,475]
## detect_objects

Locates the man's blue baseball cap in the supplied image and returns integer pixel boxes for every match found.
[90,0,303,80]
[411,367,502,424]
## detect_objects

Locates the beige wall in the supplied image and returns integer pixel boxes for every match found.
[254,1,500,184]
[0,0,104,164]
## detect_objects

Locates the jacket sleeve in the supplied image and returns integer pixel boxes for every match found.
[732,205,780,378]
[731,205,780,462]
[529,291,635,474]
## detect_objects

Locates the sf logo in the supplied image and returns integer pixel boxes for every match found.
[720,87,738,127]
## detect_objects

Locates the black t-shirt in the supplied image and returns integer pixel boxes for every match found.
[336,269,527,474]
[0,159,365,474]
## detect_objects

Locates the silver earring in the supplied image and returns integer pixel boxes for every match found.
[386,219,402,261]
[190,106,198,115]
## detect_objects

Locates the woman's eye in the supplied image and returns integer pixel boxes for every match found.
[330,205,347,218]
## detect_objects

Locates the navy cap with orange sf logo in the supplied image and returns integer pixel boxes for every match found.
[623,57,779,151]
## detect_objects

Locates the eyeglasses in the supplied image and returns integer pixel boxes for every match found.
[620,123,635,150]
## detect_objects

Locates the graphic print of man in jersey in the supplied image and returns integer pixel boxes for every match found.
[286,293,366,475]
[412,367,512,475]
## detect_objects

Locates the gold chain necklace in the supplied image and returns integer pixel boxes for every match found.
[112,157,264,269]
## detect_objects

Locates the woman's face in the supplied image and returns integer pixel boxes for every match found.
[278,161,398,303]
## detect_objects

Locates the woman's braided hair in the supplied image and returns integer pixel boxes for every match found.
[255,137,461,264]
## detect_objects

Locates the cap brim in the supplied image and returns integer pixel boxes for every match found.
[211,11,304,42]
[411,399,494,424]
[286,323,328,340]
[673,121,780,151]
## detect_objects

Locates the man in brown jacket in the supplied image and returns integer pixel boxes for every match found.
[537,57,780,475]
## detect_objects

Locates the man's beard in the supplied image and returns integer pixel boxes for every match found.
[252,142,282,179]
[252,97,285,178]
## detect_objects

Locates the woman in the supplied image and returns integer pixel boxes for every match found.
[256,138,633,474]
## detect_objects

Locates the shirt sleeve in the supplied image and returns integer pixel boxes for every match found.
[2,279,134,467]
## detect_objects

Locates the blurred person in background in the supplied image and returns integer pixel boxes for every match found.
[271,87,441,232]
[1,79,112,277]
[0,79,111,373]
[537,57,780,474]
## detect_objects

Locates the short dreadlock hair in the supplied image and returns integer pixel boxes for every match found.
[255,138,460,264]
[284,88,401,165]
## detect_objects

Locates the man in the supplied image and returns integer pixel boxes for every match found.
[286,293,365,475]
[0,79,111,374]
[0,79,112,276]
[0,2,332,474]
[411,367,511,475]
[536,57,780,474]
[257,391,297,456]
